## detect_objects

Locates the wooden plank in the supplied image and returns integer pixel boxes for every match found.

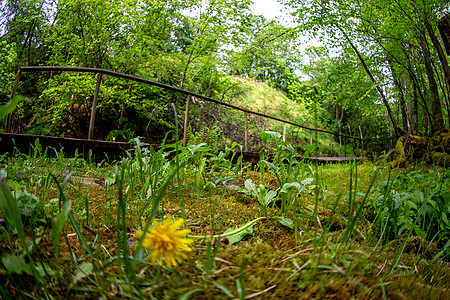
[1,133,363,164]
[308,156,362,162]
[0,132,133,161]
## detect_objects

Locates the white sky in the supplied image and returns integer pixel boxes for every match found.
[250,0,285,20]
[250,0,296,27]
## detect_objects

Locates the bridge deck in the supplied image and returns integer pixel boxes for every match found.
[0,133,361,163]
[308,156,362,162]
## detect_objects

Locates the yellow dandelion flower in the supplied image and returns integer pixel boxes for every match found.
[135,215,193,267]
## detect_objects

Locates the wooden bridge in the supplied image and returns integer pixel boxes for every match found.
[1,66,365,162]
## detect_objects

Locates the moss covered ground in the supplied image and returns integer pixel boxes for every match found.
[0,150,449,299]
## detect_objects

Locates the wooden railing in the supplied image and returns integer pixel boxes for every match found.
[4,66,365,157]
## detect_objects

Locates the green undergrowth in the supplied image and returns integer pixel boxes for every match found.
[0,134,449,299]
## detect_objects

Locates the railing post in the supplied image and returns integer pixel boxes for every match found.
[282,122,287,142]
[309,129,313,145]
[344,137,347,157]
[88,72,103,140]
[5,70,22,133]
[183,94,191,147]
[244,111,248,152]
[330,133,333,156]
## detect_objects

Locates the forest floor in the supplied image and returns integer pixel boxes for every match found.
[0,145,449,299]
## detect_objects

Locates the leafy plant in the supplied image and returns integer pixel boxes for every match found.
[370,168,450,259]
[14,189,43,221]
[186,122,224,153]
[260,131,314,212]
[244,178,277,217]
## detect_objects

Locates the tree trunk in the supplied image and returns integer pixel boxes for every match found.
[180,27,202,91]
[335,24,404,137]
[412,80,419,135]
[438,14,450,56]
[418,32,445,133]
[389,60,410,133]
[414,3,450,99]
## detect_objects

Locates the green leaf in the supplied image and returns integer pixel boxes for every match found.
[442,212,449,225]
[280,182,302,193]
[211,281,234,298]
[35,262,57,277]
[1,254,31,275]
[0,169,6,180]
[261,131,281,143]
[244,179,258,197]
[73,262,93,284]
[180,289,203,300]
[51,200,71,253]
[223,224,254,245]
[264,189,278,206]
[0,95,26,121]
[277,217,294,229]
[405,200,418,210]
[0,182,24,234]
[15,190,40,217]
[261,160,280,172]
[301,178,314,185]
[187,143,208,155]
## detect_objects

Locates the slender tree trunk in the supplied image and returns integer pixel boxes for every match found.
[412,80,419,135]
[438,14,450,55]
[418,32,445,133]
[335,24,404,137]
[180,27,201,91]
[389,60,410,132]
[404,44,434,126]
[413,3,450,98]
[433,60,450,127]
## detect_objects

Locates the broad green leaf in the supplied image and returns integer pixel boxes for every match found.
[223,224,254,245]
[0,95,25,120]
[187,143,208,155]
[277,217,294,229]
[280,182,302,193]
[35,262,57,277]
[301,178,314,185]
[73,262,93,284]
[0,182,24,234]
[1,254,31,275]
[261,131,281,143]
[264,189,278,206]
[442,212,448,225]
[244,179,258,197]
